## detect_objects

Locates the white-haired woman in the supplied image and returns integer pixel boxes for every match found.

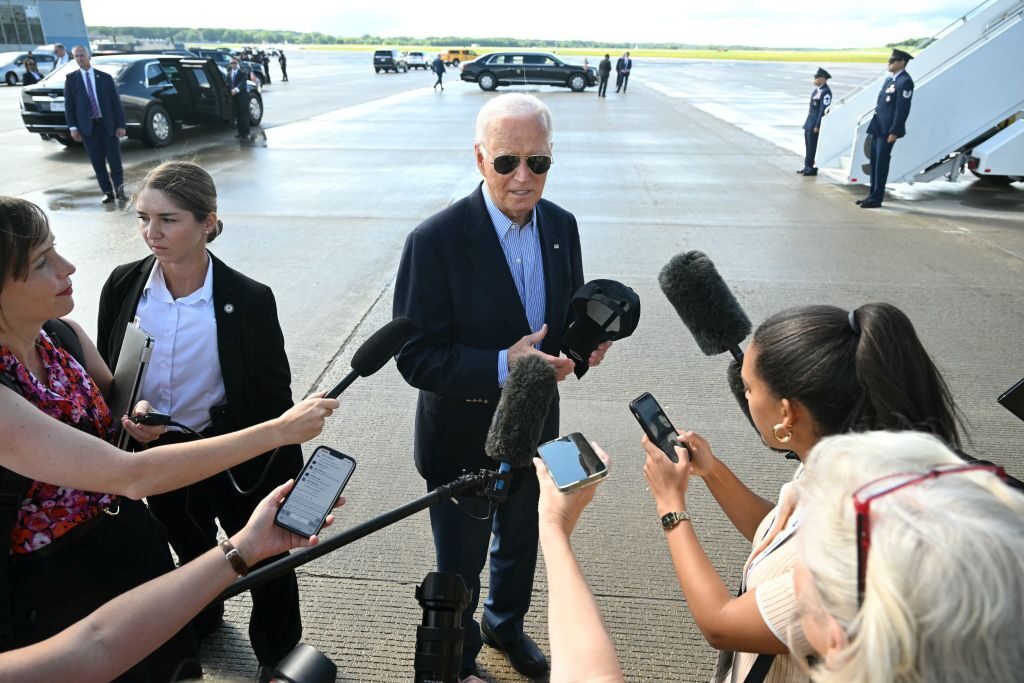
[795,431,1024,682]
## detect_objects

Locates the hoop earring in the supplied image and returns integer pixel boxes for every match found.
[773,424,792,443]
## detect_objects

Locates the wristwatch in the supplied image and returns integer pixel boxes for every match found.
[660,511,691,531]
[220,539,250,576]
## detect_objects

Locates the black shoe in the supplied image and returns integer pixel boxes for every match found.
[803,168,818,176]
[797,167,810,174]
[101,193,115,204]
[115,192,128,202]
[480,622,548,678]
[859,200,882,209]
[855,199,865,205]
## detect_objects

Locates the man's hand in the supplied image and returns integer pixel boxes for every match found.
[589,341,612,368]
[508,324,575,381]
[231,87,239,95]
[813,127,819,134]
[887,133,898,144]
[115,127,126,138]
[70,130,82,142]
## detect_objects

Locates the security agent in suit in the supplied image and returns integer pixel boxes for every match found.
[615,51,632,93]
[859,49,915,208]
[64,46,127,204]
[96,165,304,675]
[798,67,832,176]
[393,93,610,680]
[597,53,611,97]
[225,57,251,138]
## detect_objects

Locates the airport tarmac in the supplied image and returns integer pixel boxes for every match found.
[2,50,1022,682]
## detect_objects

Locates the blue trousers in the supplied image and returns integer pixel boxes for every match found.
[868,135,896,204]
[427,465,540,671]
[82,128,124,195]
[803,128,819,169]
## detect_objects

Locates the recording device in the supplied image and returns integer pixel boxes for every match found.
[414,572,470,683]
[629,392,690,462]
[272,644,337,683]
[658,251,751,362]
[998,377,1024,423]
[274,446,356,537]
[326,316,418,398]
[537,432,608,492]
[128,410,172,426]
[485,355,558,491]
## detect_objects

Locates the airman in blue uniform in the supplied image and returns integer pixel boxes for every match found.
[798,67,833,176]
[858,48,915,208]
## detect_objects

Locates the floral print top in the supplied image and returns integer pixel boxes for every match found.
[1,330,116,554]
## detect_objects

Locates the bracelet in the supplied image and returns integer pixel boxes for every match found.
[220,539,249,576]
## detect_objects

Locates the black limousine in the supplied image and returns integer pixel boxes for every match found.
[460,52,597,92]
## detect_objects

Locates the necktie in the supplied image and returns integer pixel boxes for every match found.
[84,72,101,119]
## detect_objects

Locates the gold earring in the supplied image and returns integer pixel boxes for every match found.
[773,423,792,443]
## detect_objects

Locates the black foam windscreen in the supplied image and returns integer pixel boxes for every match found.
[658,251,751,356]
[351,317,418,377]
[485,355,558,469]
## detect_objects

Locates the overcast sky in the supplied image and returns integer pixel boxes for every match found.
[81,1,973,48]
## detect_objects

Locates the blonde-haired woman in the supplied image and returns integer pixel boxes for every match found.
[795,431,1024,682]
[97,160,303,677]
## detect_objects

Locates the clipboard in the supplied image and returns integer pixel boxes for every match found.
[108,320,155,450]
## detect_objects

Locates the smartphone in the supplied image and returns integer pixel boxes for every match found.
[629,392,690,462]
[274,446,356,537]
[537,432,608,493]
[998,377,1024,423]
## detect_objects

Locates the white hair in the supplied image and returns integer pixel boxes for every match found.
[797,431,1024,683]
[474,93,552,150]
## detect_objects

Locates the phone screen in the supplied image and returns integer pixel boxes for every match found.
[275,447,355,537]
[631,393,686,462]
[538,433,607,491]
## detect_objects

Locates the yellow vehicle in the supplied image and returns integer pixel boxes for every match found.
[440,49,478,67]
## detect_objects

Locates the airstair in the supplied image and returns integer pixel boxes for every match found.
[816,0,1024,184]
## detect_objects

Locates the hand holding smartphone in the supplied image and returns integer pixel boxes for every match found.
[537,433,608,493]
[629,392,691,462]
[274,446,356,537]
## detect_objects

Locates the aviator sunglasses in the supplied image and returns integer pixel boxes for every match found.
[487,154,553,175]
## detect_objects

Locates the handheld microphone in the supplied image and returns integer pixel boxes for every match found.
[658,251,751,362]
[485,355,558,489]
[326,317,418,398]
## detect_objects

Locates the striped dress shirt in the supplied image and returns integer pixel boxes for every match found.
[482,188,546,387]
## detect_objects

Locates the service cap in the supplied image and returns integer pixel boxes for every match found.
[889,48,913,63]
[815,67,831,79]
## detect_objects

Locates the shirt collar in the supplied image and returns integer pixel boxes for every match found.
[482,184,536,240]
[889,69,904,80]
[143,254,214,305]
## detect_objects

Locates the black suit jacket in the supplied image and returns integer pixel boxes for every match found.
[96,252,302,485]
[393,184,584,483]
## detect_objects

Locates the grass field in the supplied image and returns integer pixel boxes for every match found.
[301,44,901,63]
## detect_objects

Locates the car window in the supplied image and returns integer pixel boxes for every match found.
[540,56,557,66]
[524,55,546,65]
[190,67,212,89]
[145,62,169,86]
[502,55,525,65]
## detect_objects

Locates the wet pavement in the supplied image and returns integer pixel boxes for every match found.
[2,50,1022,682]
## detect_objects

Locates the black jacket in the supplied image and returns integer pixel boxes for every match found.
[868,71,914,139]
[97,252,302,484]
[393,185,584,483]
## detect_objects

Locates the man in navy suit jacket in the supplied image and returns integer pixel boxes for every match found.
[859,48,915,208]
[394,94,610,681]
[225,57,251,138]
[64,46,127,204]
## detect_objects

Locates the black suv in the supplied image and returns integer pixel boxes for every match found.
[460,52,597,92]
[20,55,264,147]
[374,50,408,73]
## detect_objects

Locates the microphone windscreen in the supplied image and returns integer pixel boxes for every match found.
[658,251,751,356]
[485,356,557,469]
[351,317,419,377]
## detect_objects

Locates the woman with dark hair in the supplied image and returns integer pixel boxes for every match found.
[97,160,305,678]
[641,303,963,683]
[0,196,336,682]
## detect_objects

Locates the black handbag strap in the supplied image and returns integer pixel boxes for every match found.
[0,319,85,650]
[743,654,775,683]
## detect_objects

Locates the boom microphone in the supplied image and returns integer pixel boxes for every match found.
[658,251,751,361]
[485,355,558,487]
[326,317,418,398]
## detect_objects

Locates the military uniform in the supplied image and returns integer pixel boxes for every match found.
[799,68,832,175]
[860,49,915,207]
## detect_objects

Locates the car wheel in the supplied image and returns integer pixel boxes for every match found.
[248,93,264,126]
[375,68,381,73]
[452,59,460,68]
[142,103,174,147]
[4,71,17,86]
[568,73,587,92]
[478,72,497,91]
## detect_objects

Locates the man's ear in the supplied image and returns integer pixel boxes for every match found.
[474,143,486,176]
